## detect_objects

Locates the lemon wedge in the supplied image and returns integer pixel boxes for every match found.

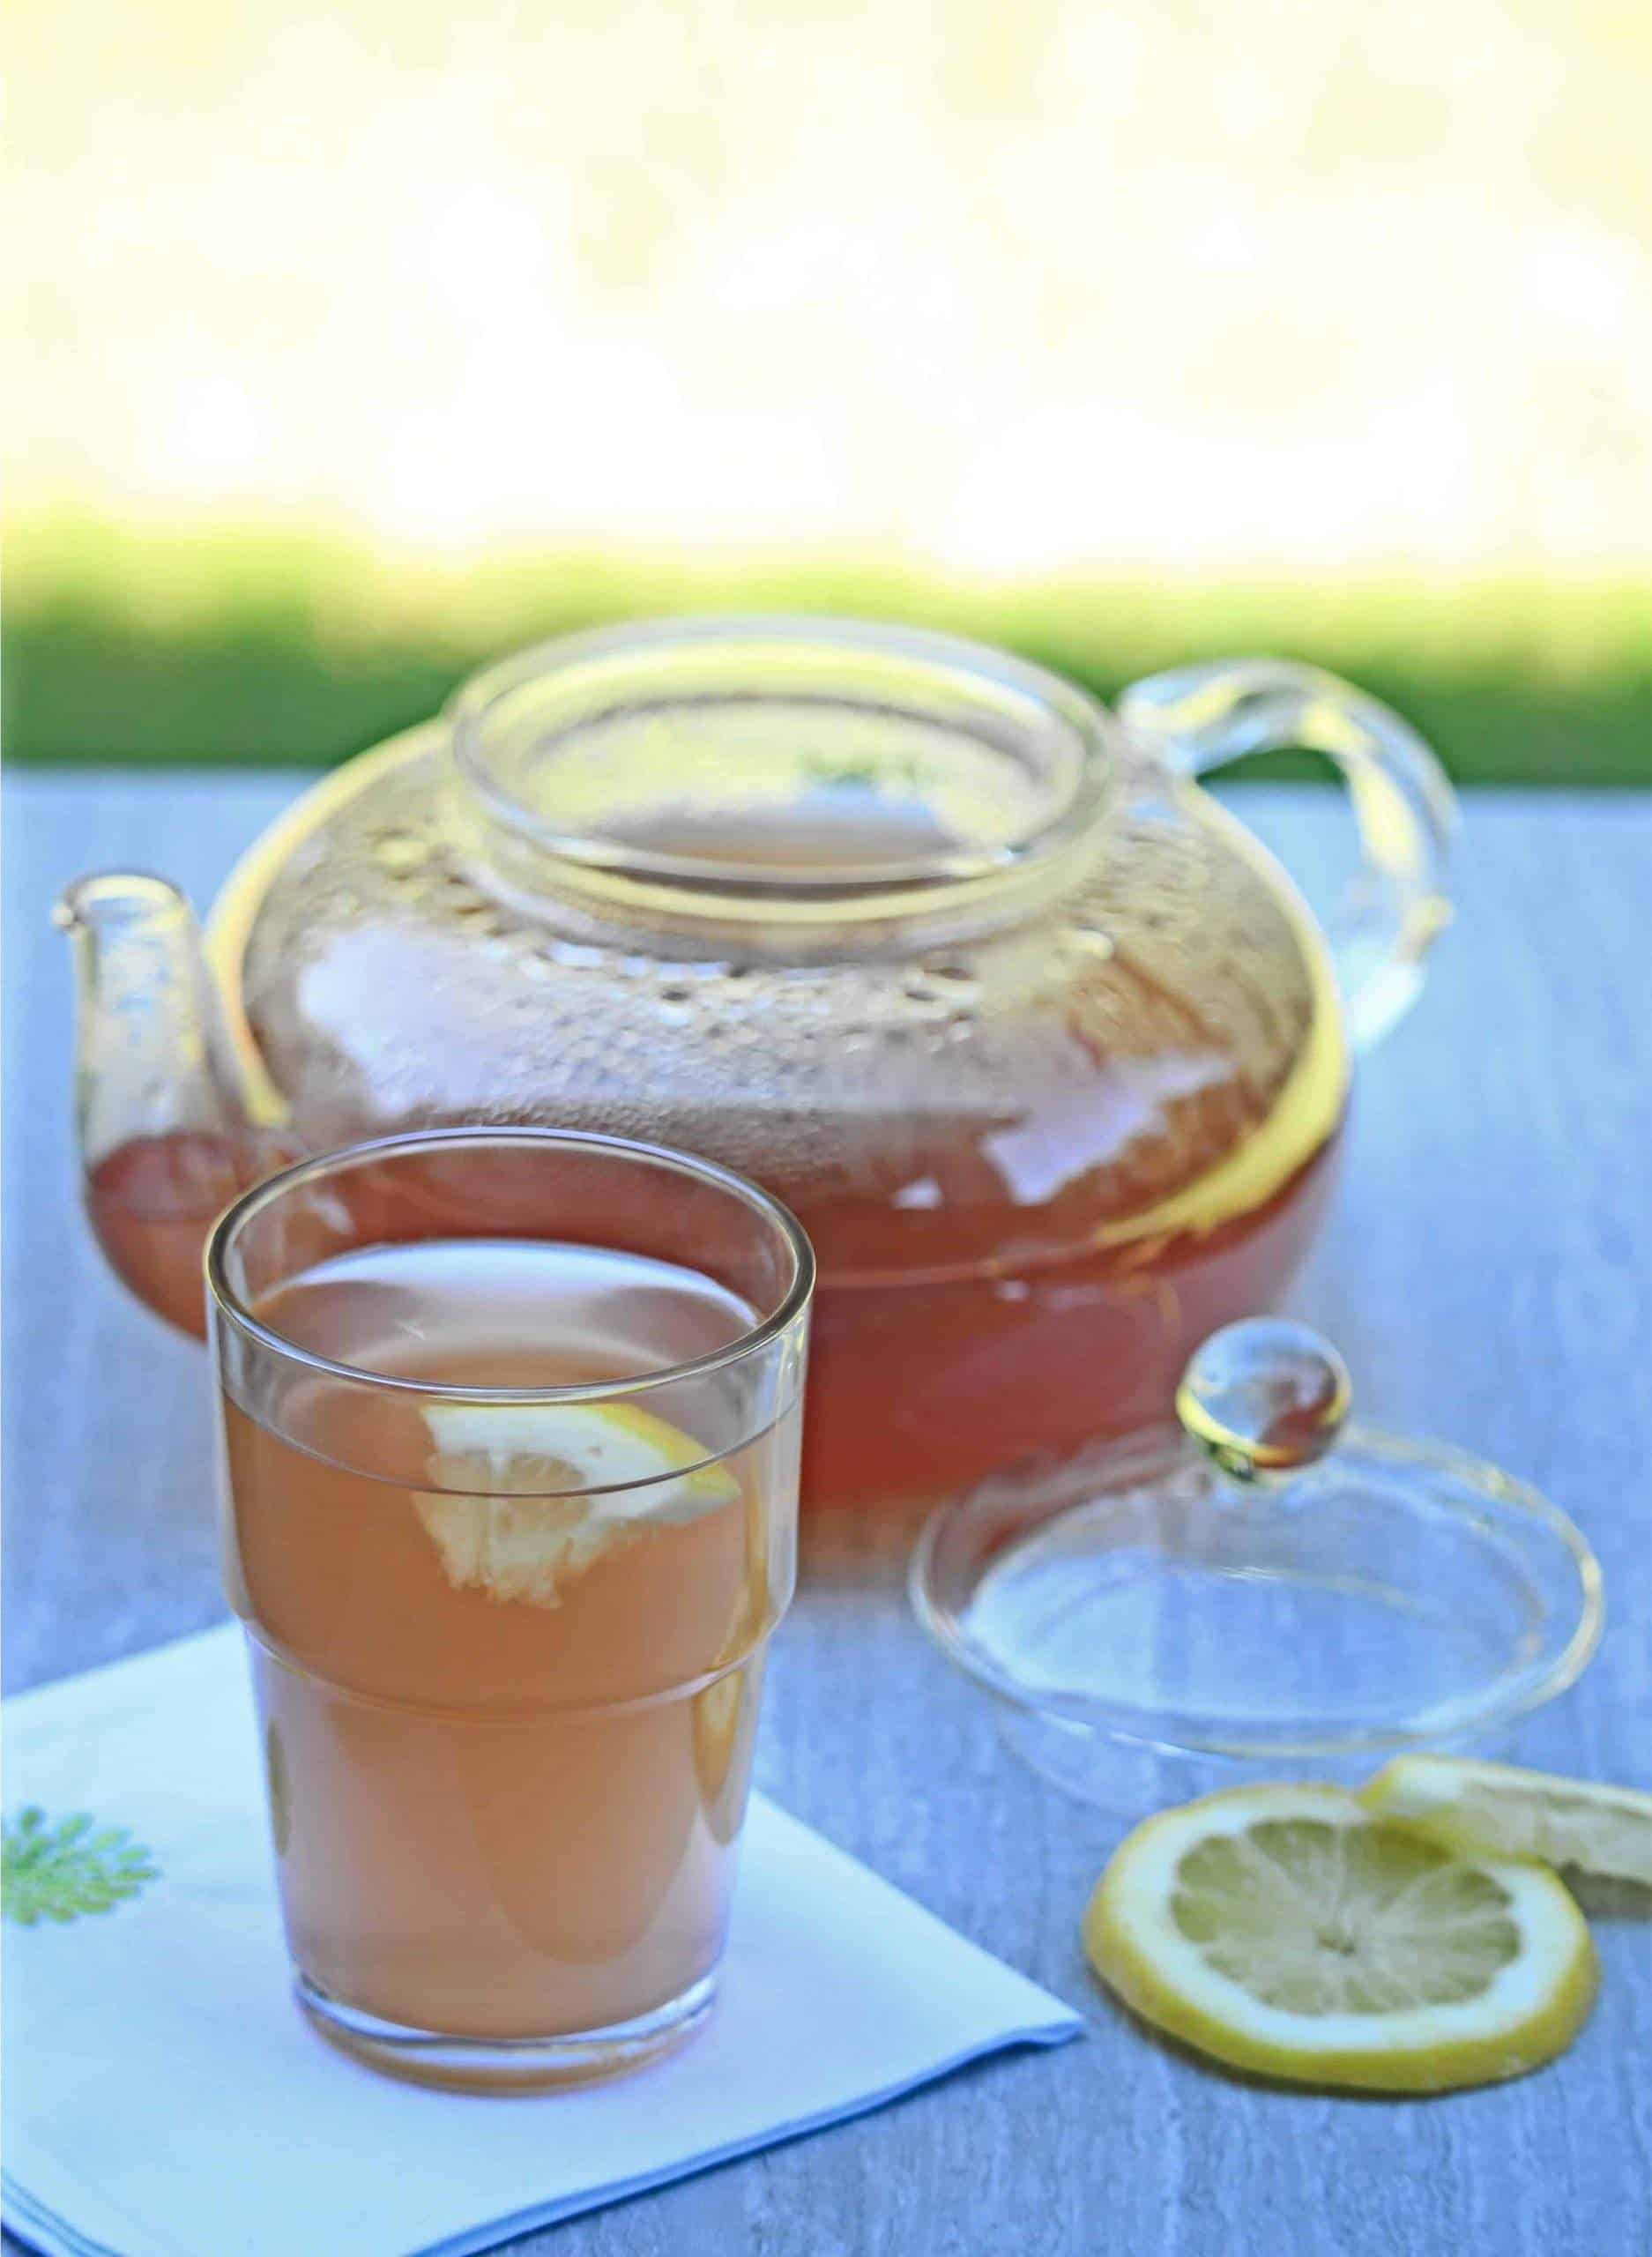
[1362,1756,1652,1888]
[1083,1784,1596,2092]
[419,1400,740,1605]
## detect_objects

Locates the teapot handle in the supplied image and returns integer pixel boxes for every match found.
[1117,659,1455,1051]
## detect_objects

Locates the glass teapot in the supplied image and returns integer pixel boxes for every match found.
[59,618,1453,1514]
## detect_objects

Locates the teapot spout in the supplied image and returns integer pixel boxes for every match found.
[56,873,264,1337]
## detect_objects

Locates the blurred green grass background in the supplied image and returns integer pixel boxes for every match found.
[8,524,1648,784]
[13,4,1650,783]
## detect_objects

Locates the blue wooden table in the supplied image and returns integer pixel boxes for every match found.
[5,773,1649,2255]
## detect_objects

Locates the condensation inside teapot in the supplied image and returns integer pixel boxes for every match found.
[63,622,1454,1516]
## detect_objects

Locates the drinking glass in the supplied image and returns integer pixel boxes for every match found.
[205,1127,813,2090]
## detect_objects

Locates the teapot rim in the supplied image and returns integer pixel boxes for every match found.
[443,612,1128,929]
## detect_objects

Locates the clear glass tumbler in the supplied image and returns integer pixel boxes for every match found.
[205,1127,813,2090]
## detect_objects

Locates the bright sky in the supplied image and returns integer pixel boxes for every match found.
[14,0,1652,577]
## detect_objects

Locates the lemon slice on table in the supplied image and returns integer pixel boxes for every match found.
[1363,1757,1652,1888]
[420,1400,739,1605]
[1083,1784,1596,2092]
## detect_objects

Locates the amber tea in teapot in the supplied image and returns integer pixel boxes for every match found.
[62,621,1454,1516]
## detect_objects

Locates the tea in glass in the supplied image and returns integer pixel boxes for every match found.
[206,1129,812,2089]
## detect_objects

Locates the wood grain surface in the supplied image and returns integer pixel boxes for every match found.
[4,773,1649,2256]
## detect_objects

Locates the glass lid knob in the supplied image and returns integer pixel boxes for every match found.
[1175,1319,1351,1484]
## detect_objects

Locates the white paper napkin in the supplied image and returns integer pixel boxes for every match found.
[2,1626,1080,2257]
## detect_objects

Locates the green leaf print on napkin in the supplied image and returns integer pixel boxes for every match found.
[2,1807,158,1925]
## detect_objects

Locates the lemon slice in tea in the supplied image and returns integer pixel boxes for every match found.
[420,1400,739,1605]
[1363,1757,1652,1888]
[1083,1784,1596,2092]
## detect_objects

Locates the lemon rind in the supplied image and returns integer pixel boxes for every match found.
[1361,1756,1652,1888]
[1082,1784,1597,2094]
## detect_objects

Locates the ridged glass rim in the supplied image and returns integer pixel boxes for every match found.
[205,1126,815,1404]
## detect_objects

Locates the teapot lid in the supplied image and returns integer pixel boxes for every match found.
[911,1319,1602,1799]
